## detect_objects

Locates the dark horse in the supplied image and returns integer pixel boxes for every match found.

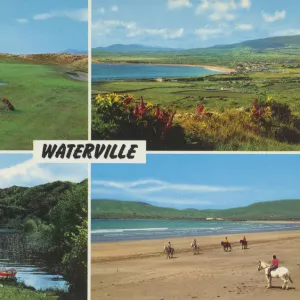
[240,240,247,249]
[221,241,231,252]
[164,246,174,259]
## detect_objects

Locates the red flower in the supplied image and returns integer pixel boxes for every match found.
[133,104,139,117]
[139,96,146,116]
[123,97,132,105]
[155,106,160,117]
[196,104,205,115]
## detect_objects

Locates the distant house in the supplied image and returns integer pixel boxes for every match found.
[206,87,217,91]
[206,217,214,220]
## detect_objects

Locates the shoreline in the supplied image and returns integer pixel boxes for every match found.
[91,229,300,262]
[66,71,88,81]
[92,61,236,74]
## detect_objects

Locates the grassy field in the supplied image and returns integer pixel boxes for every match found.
[0,60,87,150]
[92,199,300,220]
[0,284,58,300]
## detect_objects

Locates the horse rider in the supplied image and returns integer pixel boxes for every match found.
[243,236,246,242]
[224,237,229,245]
[168,241,172,251]
[268,255,279,278]
[192,239,197,248]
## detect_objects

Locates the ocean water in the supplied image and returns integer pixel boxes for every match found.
[91,219,300,243]
[92,63,220,81]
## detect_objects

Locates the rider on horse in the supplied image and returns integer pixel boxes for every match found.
[243,236,246,242]
[268,255,279,278]
[192,239,197,248]
[168,241,172,251]
[224,237,229,245]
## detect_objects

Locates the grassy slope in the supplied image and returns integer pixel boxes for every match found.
[0,285,57,300]
[0,61,87,149]
[92,199,300,220]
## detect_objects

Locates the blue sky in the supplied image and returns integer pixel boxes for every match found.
[92,154,300,209]
[0,154,87,188]
[0,0,87,54]
[92,0,299,48]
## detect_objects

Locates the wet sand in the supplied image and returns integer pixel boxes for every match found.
[92,230,300,300]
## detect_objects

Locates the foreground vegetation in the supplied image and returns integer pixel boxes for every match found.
[92,91,300,150]
[0,180,88,299]
[92,199,300,221]
[0,283,58,300]
[0,55,87,150]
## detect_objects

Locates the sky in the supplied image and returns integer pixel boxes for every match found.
[92,0,300,48]
[0,0,87,54]
[0,154,88,188]
[92,154,300,210]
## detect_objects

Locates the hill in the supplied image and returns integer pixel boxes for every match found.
[209,34,300,50]
[0,179,88,228]
[93,44,184,53]
[92,199,300,220]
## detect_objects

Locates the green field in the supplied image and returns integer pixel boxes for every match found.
[0,61,87,150]
[92,199,300,221]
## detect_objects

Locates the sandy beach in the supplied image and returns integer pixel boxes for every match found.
[92,61,236,74]
[92,230,300,300]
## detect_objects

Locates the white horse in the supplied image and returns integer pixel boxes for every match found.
[191,243,200,254]
[257,260,294,289]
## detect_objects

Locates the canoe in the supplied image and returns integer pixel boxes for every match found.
[0,268,17,279]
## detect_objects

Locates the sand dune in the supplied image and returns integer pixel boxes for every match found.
[92,230,300,300]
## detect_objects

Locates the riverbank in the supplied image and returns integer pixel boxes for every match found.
[92,230,300,300]
[0,283,58,300]
[93,61,236,74]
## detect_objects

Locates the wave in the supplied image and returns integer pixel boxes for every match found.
[91,227,169,234]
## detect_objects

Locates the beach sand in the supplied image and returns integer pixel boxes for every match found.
[92,230,300,300]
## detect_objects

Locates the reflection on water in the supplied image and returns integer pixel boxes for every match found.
[1,261,69,291]
[0,83,7,86]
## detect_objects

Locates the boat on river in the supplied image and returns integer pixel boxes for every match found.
[0,268,17,279]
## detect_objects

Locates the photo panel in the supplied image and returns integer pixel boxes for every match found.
[0,154,88,300]
[0,0,88,150]
[91,0,300,151]
[91,154,300,299]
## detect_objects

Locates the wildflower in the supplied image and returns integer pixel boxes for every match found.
[123,96,133,105]
[95,94,104,104]
[133,104,139,117]
[139,96,146,116]
[265,106,272,118]
[107,93,120,103]
[155,106,160,118]
[196,104,205,115]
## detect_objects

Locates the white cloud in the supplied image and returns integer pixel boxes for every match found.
[92,179,246,206]
[236,23,253,30]
[168,0,192,10]
[93,179,246,193]
[195,0,239,21]
[273,28,300,36]
[92,19,184,39]
[33,8,88,22]
[240,0,251,9]
[111,5,119,12]
[0,158,87,188]
[262,10,286,23]
[99,8,105,14]
[16,18,28,23]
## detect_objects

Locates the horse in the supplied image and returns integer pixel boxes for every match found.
[240,240,247,249]
[191,243,200,255]
[257,260,294,289]
[221,241,231,252]
[164,246,174,259]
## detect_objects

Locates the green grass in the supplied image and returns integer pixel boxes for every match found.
[0,284,58,300]
[92,199,300,221]
[0,61,87,150]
